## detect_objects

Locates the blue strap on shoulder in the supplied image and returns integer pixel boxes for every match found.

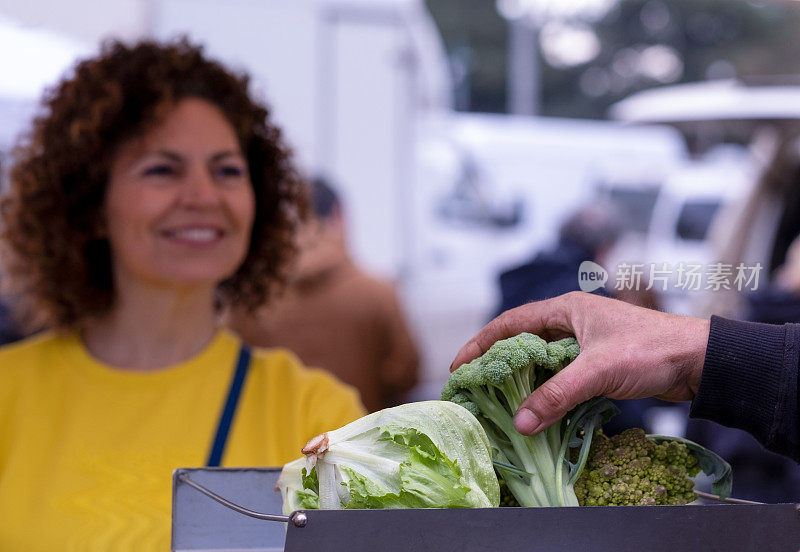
[206,344,251,467]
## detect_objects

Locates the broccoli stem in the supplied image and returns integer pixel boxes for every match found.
[546,423,563,464]
[505,366,572,506]
[442,334,595,507]
[468,385,566,506]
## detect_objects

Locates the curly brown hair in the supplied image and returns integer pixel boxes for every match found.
[0,38,307,332]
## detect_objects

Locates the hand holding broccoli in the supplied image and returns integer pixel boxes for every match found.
[450,292,710,436]
[444,325,731,506]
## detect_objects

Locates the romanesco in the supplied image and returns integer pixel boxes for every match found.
[574,428,700,506]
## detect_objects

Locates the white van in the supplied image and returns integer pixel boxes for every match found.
[642,144,757,314]
[610,78,800,316]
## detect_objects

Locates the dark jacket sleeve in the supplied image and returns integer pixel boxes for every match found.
[690,315,800,462]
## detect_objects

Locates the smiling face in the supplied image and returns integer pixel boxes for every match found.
[104,98,255,292]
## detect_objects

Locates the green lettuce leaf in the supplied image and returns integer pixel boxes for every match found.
[276,401,500,512]
[343,427,473,509]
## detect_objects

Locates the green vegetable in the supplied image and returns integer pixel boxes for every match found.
[646,434,732,500]
[442,332,732,508]
[275,401,500,514]
[441,333,618,507]
[275,457,321,512]
[574,429,732,506]
[574,428,692,506]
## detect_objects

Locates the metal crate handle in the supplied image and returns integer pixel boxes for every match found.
[692,490,762,505]
[177,472,308,528]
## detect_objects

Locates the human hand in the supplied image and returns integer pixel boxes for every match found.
[449,292,710,435]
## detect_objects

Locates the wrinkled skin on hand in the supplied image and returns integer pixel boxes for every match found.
[450,292,710,436]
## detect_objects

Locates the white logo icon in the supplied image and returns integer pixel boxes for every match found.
[578,261,608,292]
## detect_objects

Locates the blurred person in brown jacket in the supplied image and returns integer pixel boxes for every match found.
[226,177,419,412]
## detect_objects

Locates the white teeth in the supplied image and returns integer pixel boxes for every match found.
[168,228,220,242]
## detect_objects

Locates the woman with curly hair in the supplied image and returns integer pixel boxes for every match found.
[0,39,365,549]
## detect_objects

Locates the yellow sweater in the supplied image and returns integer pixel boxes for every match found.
[0,329,366,550]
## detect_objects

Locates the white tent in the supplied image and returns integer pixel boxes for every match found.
[610,79,800,124]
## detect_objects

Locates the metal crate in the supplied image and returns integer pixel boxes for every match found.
[172,467,800,552]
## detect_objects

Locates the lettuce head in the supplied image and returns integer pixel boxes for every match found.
[276,401,500,513]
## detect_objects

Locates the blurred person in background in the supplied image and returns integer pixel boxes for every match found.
[493,202,622,317]
[226,177,419,412]
[0,39,365,550]
[492,201,663,435]
[494,200,658,317]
